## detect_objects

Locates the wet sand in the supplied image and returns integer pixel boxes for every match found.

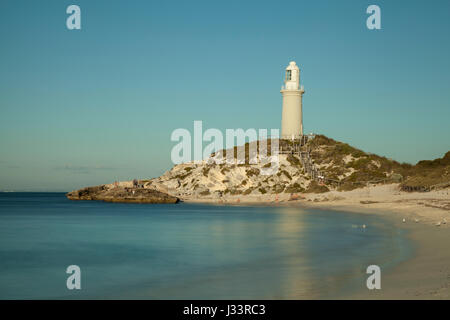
[348,221,450,299]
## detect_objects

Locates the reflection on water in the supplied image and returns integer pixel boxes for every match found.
[0,193,410,299]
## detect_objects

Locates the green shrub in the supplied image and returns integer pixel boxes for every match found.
[230,189,243,195]
[174,171,191,180]
[202,167,210,177]
[305,182,329,193]
[272,184,286,193]
[346,157,371,170]
[287,154,301,166]
[284,183,305,193]
[246,168,260,177]
[281,170,292,180]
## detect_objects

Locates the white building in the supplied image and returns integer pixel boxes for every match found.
[280,61,305,140]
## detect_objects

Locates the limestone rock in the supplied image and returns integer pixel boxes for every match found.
[66,186,179,204]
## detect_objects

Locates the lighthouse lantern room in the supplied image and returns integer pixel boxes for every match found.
[281,61,305,139]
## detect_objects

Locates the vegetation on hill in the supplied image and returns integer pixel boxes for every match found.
[147,134,449,198]
[307,135,411,191]
[400,151,450,191]
[309,135,449,192]
[67,135,449,202]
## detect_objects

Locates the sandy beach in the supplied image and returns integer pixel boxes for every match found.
[184,184,450,299]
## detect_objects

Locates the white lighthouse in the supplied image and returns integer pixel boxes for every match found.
[281,61,305,140]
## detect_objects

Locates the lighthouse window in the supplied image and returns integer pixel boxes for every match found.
[286,70,292,81]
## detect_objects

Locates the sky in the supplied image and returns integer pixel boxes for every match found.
[1,0,450,191]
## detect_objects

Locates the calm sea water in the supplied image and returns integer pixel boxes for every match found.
[0,192,410,299]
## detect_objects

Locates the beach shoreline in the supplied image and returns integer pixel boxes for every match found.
[183,184,450,299]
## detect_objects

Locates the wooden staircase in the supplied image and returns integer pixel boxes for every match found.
[279,135,324,182]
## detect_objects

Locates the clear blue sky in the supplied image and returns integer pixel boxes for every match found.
[1,0,449,191]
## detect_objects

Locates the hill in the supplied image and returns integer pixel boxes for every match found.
[400,151,450,191]
[66,135,449,202]
[144,135,449,200]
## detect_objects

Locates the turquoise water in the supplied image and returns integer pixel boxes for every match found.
[0,193,410,299]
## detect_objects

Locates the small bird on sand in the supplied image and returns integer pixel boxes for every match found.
[436,221,441,227]
[402,218,406,223]
[414,219,419,223]
[443,218,447,224]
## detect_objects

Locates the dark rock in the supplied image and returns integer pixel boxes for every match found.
[66,186,179,204]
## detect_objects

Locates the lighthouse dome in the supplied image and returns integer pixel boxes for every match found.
[287,61,299,70]
[284,61,300,90]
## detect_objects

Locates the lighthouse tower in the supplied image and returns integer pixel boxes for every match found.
[281,61,305,140]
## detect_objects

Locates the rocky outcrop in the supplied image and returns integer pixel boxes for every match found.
[145,136,411,199]
[66,185,179,204]
[67,136,449,203]
[149,152,310,200]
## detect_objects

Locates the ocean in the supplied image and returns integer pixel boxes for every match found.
[0,192,411,299]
